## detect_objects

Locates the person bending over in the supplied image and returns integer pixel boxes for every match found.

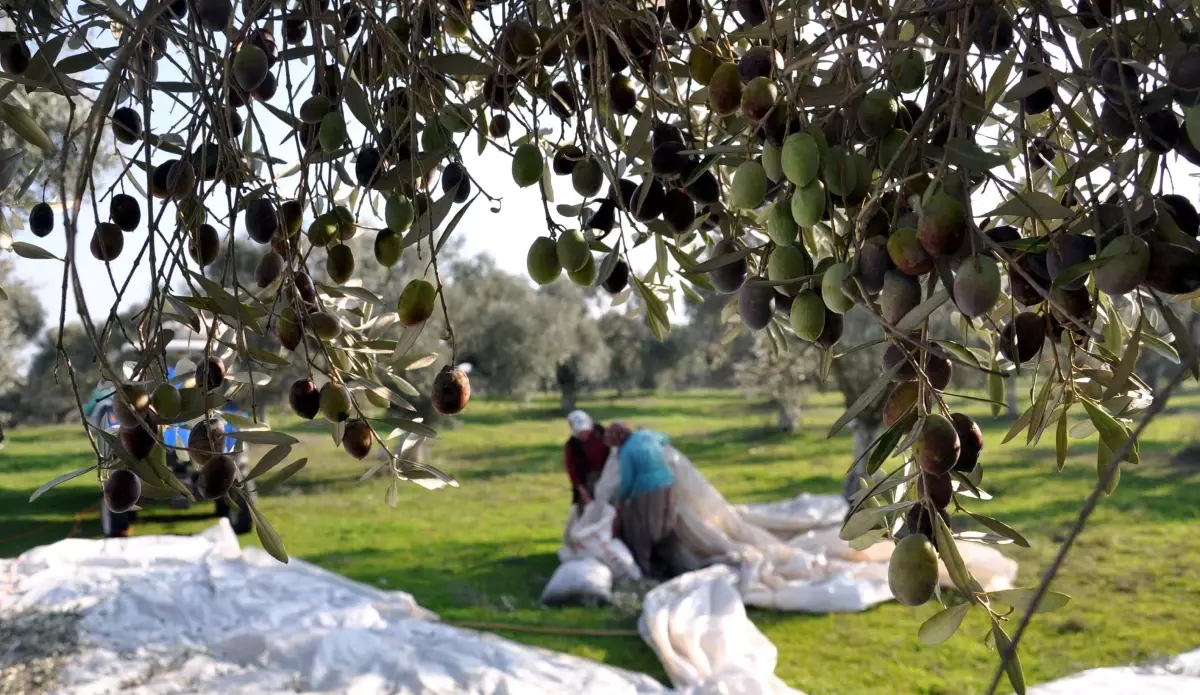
[564,410,609,512]
[606,422,697,580]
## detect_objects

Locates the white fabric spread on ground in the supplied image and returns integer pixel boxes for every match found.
[1,519,1197,694]
[566,445,1019,616]
[1,521,666,695]
[1028,649,1200,694]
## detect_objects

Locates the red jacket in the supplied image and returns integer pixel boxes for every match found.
[565,425,609,504]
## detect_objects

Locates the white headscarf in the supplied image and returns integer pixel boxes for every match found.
[567,410,593,435]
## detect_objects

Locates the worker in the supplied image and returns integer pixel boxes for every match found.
[564,410,609,513]
[606,422,697,580]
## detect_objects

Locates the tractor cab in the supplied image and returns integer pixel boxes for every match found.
[90,326,256,537]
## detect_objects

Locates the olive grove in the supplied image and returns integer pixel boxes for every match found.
[3,0,1200,690]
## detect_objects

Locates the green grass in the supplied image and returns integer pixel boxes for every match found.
[4,388,1200,695]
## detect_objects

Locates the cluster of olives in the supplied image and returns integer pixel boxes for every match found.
[286,362,468,460]
[101,358,231,513]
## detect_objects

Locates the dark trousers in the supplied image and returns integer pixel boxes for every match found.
[618,486,699,580]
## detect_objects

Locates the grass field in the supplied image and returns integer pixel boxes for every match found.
[3,388,1200,695]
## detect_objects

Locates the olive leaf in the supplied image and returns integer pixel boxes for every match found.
[1003,405,1034,444]
[243,493,289,564]
[29,464,96,502]
[1003,73,1054,102]
[965,511,1030,548]
[838,506,881,541]
[829,361,903,438]
[1153,294,1199,380]
[1187,105,1200,153]
[918,603,971,646]
[1103,321,1142,400]
[0,101,55,152]
[257,458,308,495]
[624,106,654,162]
[983,191,1072,220]
[1056,405,1070,471]
[427,53,493,76]
[11,241,60,260]
[988,364,1005,418]
[1097,440,1120,495]
[1081,399,1138,465]
[245,444,294,481]
[375,416,439,439]
[866,412,914,475]
[991,620,1027,695]
[0,147,24,191]
[227,429,299,446]
[341,76,376,136]
[895,290,948,333]
[934,512,976,597]
[944,138,1010,172]
[988,588,1071,614]
[685,244,760,274]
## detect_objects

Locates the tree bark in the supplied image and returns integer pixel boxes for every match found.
[842,419,879,502]
[777,402,799,433]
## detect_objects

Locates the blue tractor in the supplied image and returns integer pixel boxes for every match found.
[86,363,256,538]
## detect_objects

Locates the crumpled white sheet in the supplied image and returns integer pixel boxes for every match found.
[0,521,666,695]
[572,445,1018,614]
[640,566,803,695]
[1,519,1195,695]
[1028,649,1200,694]
[553,445,1019,692]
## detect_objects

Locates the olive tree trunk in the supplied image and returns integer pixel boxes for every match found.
[777,401,799,433]
[841,419,879,502]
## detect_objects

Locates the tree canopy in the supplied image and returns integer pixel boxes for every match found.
[3,0,1200,689]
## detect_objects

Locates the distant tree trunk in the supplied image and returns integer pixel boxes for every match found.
[842,419,879,502]
[830,359,883,503]
[1007,379,1018,418]
[556,362,578,413]
[777,401,799,433]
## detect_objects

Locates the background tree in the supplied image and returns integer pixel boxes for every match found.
[734,331,818,433]
[0,258,44,432]
[597,310,647,395]
[0,91,120,208]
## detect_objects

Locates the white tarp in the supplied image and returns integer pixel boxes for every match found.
[1028,649,1200,694]
[566,445,1018,615]
[548,445,1019,693]
[640,565,802,695]
[0,521,667,695]
[1,519,1196,695]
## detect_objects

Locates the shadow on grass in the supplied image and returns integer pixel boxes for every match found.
[308,545,564,611]
[0,484,103,556]
[975,447,1200,528]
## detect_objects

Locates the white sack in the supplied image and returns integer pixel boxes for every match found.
[540,558,613,606]
[0,520,667,695]
[560,501,642,581]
